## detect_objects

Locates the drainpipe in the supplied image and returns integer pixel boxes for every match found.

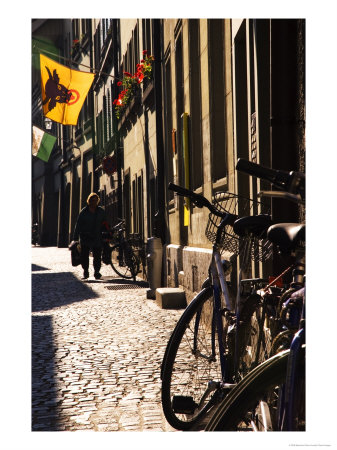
[152,19,166,243]
[113,19,123,220]
[143,106,151,237]
[57,145,66,247]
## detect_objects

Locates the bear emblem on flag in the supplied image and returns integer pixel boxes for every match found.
[42,66,74,111]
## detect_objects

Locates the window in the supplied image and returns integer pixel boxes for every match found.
[81,19,91,38]
[175,28,184,185]
[164,48,174,201]
[123,24,139,75]
[137,172,144,238]
[96,111,103,151]
[76,87,92,131]
[93,22,101,69]
[142,19,153,55]
[132,178,137,233]
[189,19,203,189]
[83,88,93,125]
[131,172,144,237]
[103,95,108,144]
[72,19,79,41]
[107,88,112,142]
[123,170,131,236]
[208,19,227,184]
[99,20,104,49]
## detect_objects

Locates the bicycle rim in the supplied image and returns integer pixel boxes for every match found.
[161,286,225,430]
[110,244,133,279]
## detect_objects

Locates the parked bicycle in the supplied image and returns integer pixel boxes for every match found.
[160,182,275,430]
[32,223,39,246]
[128,232,148,281]
[205,159,305,431]
[102,219,142,281]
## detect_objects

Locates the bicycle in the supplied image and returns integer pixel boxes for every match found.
[32,223,39,246]
[205,159,305,431]
[128,232,148,281]
[160,183,274,430]
[102,219,141,281]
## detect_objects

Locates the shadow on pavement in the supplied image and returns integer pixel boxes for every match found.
[32,315,60,431]
[32,264,49,271]
[32,271,99,312]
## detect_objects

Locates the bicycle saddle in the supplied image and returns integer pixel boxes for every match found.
[233,214,273,238]
[267,223,305,253]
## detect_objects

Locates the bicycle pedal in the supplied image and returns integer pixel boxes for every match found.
[172,396,198,414]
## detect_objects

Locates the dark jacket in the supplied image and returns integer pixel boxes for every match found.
[73,205,106,247]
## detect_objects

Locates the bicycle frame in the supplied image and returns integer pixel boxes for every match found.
[189,249,236,412]
[197,234,237,392]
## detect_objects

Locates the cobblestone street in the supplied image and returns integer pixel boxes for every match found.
[31,246,183,433]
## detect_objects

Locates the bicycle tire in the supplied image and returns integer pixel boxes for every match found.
[110,243,140,279]
[161,286,225,430]
[205,346,305,431]
[160,280,213,380]
[205,349,289,430]
[124,242,140,281]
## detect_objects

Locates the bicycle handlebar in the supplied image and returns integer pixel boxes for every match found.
[112,219,125,231]
[169,182,232,218]
[236,159,305,200]
[168,183,214,211]
[236,159,290,188]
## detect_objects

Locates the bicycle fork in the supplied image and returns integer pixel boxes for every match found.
[211,253,236,389]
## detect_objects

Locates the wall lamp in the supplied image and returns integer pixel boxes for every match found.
[44,117,53,130]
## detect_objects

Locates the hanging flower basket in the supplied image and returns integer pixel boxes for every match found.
[102,155,117,175]
[113,50,154,119]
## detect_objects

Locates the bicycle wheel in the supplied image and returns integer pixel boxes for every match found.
[161,286,226,430]
[205,347,305,431]
[124,242,140,280]
[110,243,139,279]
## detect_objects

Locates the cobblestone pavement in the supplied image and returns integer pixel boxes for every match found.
[32,246,184,432]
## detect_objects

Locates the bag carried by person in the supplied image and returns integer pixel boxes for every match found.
[69,240,81,266]
[102,242,112,265]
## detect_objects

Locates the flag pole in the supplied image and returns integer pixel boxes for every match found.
[33,45,122,82]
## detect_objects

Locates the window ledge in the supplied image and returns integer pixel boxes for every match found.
[212,176,228,193]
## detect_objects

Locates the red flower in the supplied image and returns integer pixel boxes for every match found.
[143,50,148,55]
[137,73,144,83]
[124,71,132,77]
[117,81,122,86]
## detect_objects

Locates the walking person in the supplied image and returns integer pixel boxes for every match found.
[73,192,107,280]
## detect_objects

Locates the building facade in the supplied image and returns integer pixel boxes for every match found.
[32,18,305,300]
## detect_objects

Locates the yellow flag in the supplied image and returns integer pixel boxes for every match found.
[40,54,94,126]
